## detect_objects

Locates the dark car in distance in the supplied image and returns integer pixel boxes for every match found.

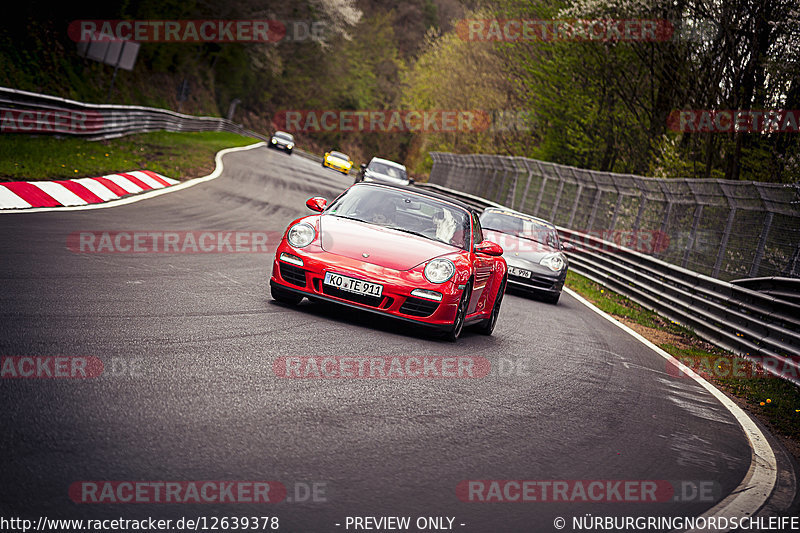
[269,131,295,154]
[479,207,568,304]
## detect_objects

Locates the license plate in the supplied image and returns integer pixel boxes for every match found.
[508,266,532,278]
[324,272,383,297]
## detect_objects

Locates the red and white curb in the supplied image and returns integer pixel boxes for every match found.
[0,171,178,210]
[0,141,265,214]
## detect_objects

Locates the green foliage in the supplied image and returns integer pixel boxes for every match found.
[402,19,515,172]
[1,0,797,182]
[423,0,439,29]
[0,132,256,181]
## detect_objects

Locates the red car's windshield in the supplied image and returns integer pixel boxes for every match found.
[326,186,471,250]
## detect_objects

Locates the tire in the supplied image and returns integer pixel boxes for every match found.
[271,284,303,305]
[476,276,506,335]
[444,281,472,342]
[286,149,293,155]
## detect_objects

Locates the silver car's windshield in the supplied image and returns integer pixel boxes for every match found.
[327,186,471,249]
[369,162,407,180]
[480,211,559,249]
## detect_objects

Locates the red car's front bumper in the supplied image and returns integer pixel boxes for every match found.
[270,244,463,330]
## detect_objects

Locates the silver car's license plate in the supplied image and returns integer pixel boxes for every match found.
[508,266,532,278]
[324,272,383,297]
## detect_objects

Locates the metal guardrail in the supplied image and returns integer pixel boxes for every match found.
[428,152,800,282]
[0,86,353,174]
[418,181,800,386]
[731,277,800,306]
[294,149,323,164]
[0,86,268,141]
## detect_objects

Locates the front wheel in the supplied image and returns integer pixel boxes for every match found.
[476,276,506,335]
[444,281,471,342]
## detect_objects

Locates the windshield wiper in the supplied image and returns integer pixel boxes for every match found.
[516,234,548,246]
[330,214,365,222]
[384,226,427,238]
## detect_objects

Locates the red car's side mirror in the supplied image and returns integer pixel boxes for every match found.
[475,240,504,256]
[306,197,327,212]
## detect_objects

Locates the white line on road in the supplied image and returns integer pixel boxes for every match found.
[563,287,777,532]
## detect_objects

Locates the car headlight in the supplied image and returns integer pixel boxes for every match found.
[424,258,455,284]
[271,138,277,144]
[287,223,315,248]
[287,143,294,149]
[540,253,566,272]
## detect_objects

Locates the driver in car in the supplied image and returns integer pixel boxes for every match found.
[369,202,397,225]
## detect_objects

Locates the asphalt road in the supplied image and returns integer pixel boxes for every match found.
[0,145,791,532]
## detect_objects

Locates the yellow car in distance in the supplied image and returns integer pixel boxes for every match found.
[322,151,353,175]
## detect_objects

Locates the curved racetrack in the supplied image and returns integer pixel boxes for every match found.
[0,145,791,531]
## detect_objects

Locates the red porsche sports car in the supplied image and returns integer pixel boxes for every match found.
[269,182,508,340]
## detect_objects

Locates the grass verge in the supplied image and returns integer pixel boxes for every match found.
[0,132,259,182]
[565,270,800,454]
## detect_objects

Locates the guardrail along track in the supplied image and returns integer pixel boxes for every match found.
[428,152,800,282]
[0,87,270,141]
[1,86,341,170]
[418,178,800,386]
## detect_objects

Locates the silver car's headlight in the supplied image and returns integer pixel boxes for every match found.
[287,223,315,248]
[424,258,455,283]
[287,143,294,149]
[540,253,566,272]
[271,138,277,144]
